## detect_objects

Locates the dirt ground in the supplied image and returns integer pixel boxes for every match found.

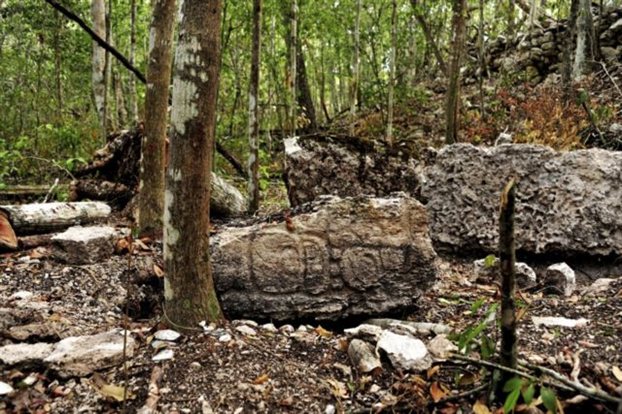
[1,234,621,413]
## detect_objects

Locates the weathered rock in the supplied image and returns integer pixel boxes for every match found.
[211,194,438,321]
[365,318,451,336]
[473,257,537,288]
[422,144,622,256]
[532,316,589,328]
[52,225,117,264]
[0,381,14,396]
[283,135,422,207]
[427,335,458,359]
[344,324,384,342]
[544,263,576,296]
[0,342,55,365]
[210,172,247,217]
[376,331,432,372]
[44,329,136,377]
[348,339,382,374]
[584,278,618,296]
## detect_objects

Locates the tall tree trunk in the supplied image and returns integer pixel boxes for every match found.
[295,41,317,130]
[248,0,262,214]
[91,0,106,134]
[164,0,224,328]
[289,0,297,135]
[572,0,595,79]
[137,0,176,236]
[350,0,361,135]
[478,0,486,119]
[54,10,63,122]
[114,68,128,126]
[128,0,138,123]
[104,0,113,132]
[445,0,467,144]
[562,0,580,98]
[386,0,397,144]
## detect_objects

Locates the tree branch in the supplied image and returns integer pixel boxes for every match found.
[43,0,146,84]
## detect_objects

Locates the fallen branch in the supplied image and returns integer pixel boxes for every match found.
[137,366,163,414]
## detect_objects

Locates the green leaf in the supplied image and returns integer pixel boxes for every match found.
[503,377,522,393]
[484,254,497,268]
[521,383,535,405]
[470,298,485,313]
[503,387,520,414]
[541,387,557,413]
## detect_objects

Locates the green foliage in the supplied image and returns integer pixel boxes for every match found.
[500,377,558,414]
[540,386,557,413]
[454,300,498,356]
[484,254,497,268]
[502,377,522,413]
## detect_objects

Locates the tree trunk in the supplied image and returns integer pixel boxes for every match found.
[498,179,518,393]
[247,0,262,214]
[289,0,297,135]
[295,41,317,131]
[91,0,106,134]
[104,0,113,132]
[137,0,176,236]
[572,0,595,79]
[164,0,224,328]
[349,0,361,134]
[445,0,467,144]
[562,0,580,98]
[54,10,63,122]
[478,0,486,119]
[128,0,138,123]
[386,0,397,145]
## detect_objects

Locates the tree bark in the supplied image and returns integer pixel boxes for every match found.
[350,0,361,134]
[295,41,317,131]
[386,0,397,145]
[498,179,518,393]
[54,10,63,122]
[247,0,262,214]
[289,0,297,135]
[164,0,224,328]
[572,0,595,79]
[445,0,467,144]
[91,0,106,134]
[137,0,176,236]
[128,0,138,123]
[562,0,580,99]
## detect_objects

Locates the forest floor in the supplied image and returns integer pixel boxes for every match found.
[1,233,621,414]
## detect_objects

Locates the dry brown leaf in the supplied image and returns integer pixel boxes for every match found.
[114,238,130,254]
[325,378,348,399]
[472,399,492,414]
[315,325,332,338]
[429,381,447,402]
[427,365,440,379]
[252,373,270,385]
[612,366,622,382]
[91,374,133,402]
[153,264,164,278]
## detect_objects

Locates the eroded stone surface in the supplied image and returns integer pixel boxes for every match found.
[211,194,438,321]
[422,144,622,256]
[284,135,422,207]
[52,226,117,264]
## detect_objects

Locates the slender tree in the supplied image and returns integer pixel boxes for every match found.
[137,0,176,236]
[445,0,467,144]
[562,0,580,98]
[128,0,138,123]
[573,0,596,79]
[386,0,397,145]
[91,0,106,133]
[164,0,224,327]
[247,0,262,214]
[349,0,361,135]
[289,0,297,135]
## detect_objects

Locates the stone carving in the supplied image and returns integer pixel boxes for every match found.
[211,194,438,321]
[422,144,622,256]
[284,135,422,207]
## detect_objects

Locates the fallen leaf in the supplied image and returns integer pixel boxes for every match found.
[427,365,440,379]
[473,399,492,414]
[612,366,622,382]
[98,384,131,402]
[325,378,348,399]
[153,264,164,278]
[315,325,332,338]
[114,238,130,254]
[429,381,447,402]
[253,373,270,385]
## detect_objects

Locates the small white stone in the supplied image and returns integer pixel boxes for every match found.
[532,316,589,328]
[279,324,295,334]
[154,329,181,342]
[152,349,175,362]
[377,331,431,371]
[22,373,38,386]
[325,404,336,414]
[235,325,257,336]
[190,361,202,370]
[545,263,576,296]
[0,381,14,395]
[260,323,278,332]
[10,291,34,301]
[218,334,232,343]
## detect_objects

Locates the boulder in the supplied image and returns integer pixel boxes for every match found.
[211,194,438,321]
[422,144,622,256]
[473,257,537,288]
[544,262,576,296]
[283,135,422,207]
[52,225,117,264]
